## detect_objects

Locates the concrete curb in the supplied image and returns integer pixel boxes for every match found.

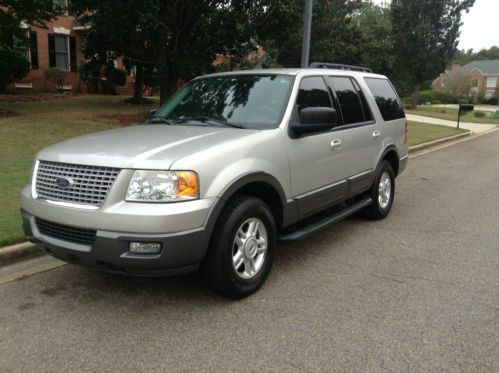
[409,131,471,153]
[0,242,42,266]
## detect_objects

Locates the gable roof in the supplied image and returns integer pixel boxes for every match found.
[461,60,499,75]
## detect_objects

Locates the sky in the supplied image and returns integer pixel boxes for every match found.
[371,0,499,52]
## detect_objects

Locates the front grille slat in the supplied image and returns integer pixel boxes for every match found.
[35,160,120,207]
[35,218,96,245]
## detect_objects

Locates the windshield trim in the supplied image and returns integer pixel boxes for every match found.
[154,74,296,130]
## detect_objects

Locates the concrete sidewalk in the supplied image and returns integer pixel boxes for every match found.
[406,113,495,133]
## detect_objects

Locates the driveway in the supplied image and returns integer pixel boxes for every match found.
[1,131,499,372]
[407,113,495,133]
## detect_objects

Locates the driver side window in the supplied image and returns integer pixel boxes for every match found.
[296,77,333,113]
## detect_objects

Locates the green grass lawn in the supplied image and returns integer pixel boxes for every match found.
[408,121,468,146]
[0,95,470,247]
[406,106,499,125]
[0,94,158,247]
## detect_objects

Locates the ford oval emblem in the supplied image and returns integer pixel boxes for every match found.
[55,177,73,189]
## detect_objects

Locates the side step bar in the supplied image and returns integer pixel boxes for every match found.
[279,196,372,241]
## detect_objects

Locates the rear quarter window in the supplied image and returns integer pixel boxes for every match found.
[364,78,405,121]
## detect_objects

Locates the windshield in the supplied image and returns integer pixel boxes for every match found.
[153,74,294,129]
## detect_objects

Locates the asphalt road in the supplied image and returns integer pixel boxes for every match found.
[1,131,499,372]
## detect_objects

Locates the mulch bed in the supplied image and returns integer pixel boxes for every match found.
[0,94,72,103]
[95,113,145,125]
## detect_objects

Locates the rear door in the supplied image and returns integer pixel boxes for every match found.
[325,75,382,195]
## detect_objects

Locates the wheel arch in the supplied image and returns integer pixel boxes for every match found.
[378,145,400,177]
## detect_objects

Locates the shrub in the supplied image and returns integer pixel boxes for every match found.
[474,111,486,118]
[103,66,127,94]
[44,67,67,92]
[485,96,498,105]
[431,100,442,105]
[0,49,30,92]
[457,98,470,105]
[79,59,101,93]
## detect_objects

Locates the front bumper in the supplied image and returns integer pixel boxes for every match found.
[21,186,220,276]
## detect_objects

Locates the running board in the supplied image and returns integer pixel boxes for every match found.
[279,197,372,241]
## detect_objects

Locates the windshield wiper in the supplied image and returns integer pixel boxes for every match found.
[147,116,174,125]
[176,116,243,129]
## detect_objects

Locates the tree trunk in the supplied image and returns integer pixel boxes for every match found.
[412,82,421,109]
[133,63,144,101]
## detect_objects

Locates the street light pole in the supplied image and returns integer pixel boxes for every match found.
[301,0,313,68]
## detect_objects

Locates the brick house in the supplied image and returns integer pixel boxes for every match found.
[12,14,87,92]
[432,60,499,99]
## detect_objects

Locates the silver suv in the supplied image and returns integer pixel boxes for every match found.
[21,63,408,298]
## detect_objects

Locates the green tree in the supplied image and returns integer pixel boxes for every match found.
[256,0,367,68]
[391,0,475,108]
[71,0,262,104]
[0,49,29,92]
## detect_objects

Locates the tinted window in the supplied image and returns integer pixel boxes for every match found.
[329,77,365,125]
[156,75,294,129]
[364,78,405,121]
[352,79,373,122]
[296,77,332,112]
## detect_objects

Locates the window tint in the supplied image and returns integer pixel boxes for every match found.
[364,78,405,121]
[296,77,332,112]
[329,77,365,125]
[352,79,373,122]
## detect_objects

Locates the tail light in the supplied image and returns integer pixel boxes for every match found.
[404,120,408,144]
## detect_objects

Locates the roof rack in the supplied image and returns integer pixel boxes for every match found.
[309,62,373,73]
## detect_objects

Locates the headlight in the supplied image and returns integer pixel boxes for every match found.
[126,170,198,202]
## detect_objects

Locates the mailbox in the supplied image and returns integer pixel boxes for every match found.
[459,103,474,112]
[457,103,474,129]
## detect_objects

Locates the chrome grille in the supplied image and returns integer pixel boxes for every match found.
[35,160,120,207]
[35,218,96,245]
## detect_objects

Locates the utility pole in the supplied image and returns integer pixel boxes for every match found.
[301,0,313,68]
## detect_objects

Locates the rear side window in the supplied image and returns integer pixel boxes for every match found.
[329,77,367,125]
[296,77,332,112]
[364,78,405,121]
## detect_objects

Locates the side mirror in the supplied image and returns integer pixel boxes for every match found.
[291,107,337,135]
[148,109,158,119]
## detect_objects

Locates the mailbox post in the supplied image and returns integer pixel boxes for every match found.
[457,103,474,129]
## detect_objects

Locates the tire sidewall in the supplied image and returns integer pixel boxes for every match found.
[372,161,395,218]
[207,196,277,298]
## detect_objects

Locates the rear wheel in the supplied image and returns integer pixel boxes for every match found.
[202,195,276,299]
[364,160,395,220]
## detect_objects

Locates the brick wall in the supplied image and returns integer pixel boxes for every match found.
[11,15,86,93]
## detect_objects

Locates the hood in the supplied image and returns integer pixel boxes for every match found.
[37,124,257,169]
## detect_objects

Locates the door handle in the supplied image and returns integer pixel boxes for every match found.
[372,130,381,139]
[331,139,342,150]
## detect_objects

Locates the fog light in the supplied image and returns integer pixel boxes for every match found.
[129,242,162,254]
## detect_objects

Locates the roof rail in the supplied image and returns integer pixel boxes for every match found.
[309,62,373,73]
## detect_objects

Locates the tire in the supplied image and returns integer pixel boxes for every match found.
[201,195,277,299]
[364,160,395,220]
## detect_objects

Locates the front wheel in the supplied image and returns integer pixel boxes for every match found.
[201,195,277,299]
[364,161,395,220]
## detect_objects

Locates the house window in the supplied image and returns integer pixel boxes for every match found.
[442,77,447,87]
[485,90,496,99]
[487,77,497,88]
[48,34,77,71]
[54,35,69,69]
[13,31,38,70]
[471,79,478,88]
